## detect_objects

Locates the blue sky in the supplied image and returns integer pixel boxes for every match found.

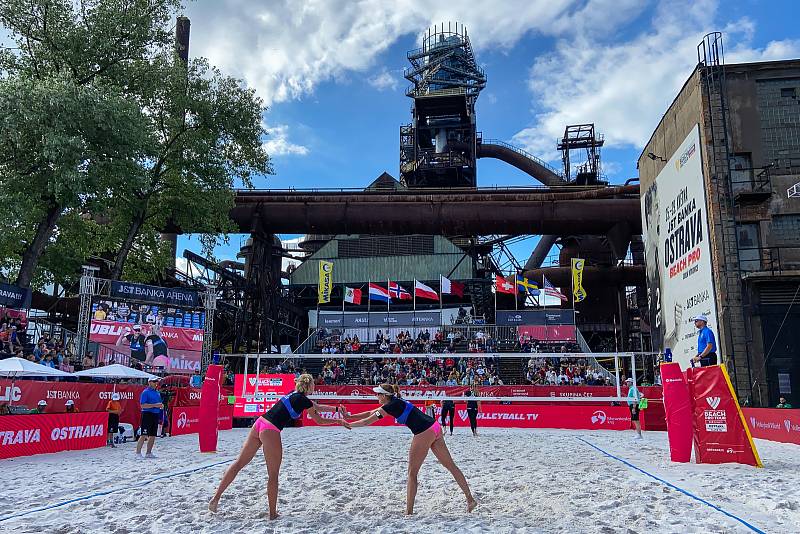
[178,0,800,269]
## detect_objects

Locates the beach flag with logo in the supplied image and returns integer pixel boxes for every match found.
[318,261,333,304]
[495,275,516,294]
[344,287,362,305]
[571,258,587,303]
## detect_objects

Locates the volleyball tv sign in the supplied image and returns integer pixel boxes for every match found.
[641,124,719,368]
[232,373,295,417]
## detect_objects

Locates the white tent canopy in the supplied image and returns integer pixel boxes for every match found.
[72,364,158,381]
[0,357,73,378]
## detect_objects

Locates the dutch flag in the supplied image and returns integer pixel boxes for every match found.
[368,283,391,302]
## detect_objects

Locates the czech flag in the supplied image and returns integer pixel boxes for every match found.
[368,283,391,302]
[414,280,439,301]
[389,281,412,300]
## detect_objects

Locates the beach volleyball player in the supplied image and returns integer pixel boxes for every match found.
[208,374,348,519]
[342,384,477,515]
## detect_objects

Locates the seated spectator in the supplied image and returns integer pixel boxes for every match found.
[776,396,793,409]
[82,353,95,369]
[65,400,79,413]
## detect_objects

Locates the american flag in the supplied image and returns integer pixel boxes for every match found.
[543,276,568,301]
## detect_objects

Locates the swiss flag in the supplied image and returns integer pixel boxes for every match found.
[495,275,516,294]
[344,287,362,305]
[441,276,464,297]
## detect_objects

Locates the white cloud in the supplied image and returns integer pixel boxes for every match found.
[184,0,607,105]
[512,0,800,162]
[262,124,309,156]
[368,69,399,91]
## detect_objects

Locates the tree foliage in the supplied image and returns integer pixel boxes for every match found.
[0,0,271,288]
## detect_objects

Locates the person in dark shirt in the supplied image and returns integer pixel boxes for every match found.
[440,398,456,435]
[144,325,169,365]
[465,387,481,436]
[343,383,477,515]
[209,374,347,519]
[116,324,147,362]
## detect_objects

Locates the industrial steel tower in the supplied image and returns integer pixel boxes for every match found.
[400,23,486,188]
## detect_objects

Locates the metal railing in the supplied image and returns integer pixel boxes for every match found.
[738,246,800,273]
[480,138,564,178]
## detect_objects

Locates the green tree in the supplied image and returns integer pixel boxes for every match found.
[0,0,271,287]
[0,75,149,288]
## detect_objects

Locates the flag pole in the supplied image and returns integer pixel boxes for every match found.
[439,275,443,327]
[367,279,371,314]
[413,279,417,336]
[542,274,546,310]
[514,273,518,311]
[342,284,346,328]
[387,278,390,333]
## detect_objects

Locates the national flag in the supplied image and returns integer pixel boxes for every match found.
[344,287,362,305]
[516,275,540,296]
[368,283,391,302]
[414,280,439,301]
[388,281,412,300]
[440,276,464,297]
[543,276,568,301]
[495,275,516,294]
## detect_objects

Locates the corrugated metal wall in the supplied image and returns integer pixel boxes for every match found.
[289,234,473,285]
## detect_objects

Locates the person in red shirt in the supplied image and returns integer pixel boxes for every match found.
[106,393,122,448]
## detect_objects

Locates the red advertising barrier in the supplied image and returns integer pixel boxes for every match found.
[0,412,107,459]
[0,380,145,427]
[312,384,663,403]
[743,408,800,446]
[661,362,693,462]
[686,366,762,467]
[172,386,234,407]
[199,365,223,452]
[171,404,234,436]
[232,374,295,417]
[518,325,576,342]
[303,403,631,430]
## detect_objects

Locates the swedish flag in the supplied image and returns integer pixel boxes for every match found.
[515,275,540,296]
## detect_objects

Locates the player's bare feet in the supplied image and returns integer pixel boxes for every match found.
[467,498,478,513]
[208,498,219,513]
[269,512,280,520]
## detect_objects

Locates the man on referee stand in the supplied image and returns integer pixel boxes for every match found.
[690,315,718,367]
[136,377,164,459]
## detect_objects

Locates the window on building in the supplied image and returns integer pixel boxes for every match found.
[770,215,800,246]
[731,153,754,193]
[737,223,760,271]
[338,235,435,258]
[757,78,800,171]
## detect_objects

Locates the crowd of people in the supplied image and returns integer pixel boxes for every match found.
[315,355,504,387]
[523,356,613,386]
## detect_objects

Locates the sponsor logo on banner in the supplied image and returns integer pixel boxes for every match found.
[2,429,40,445]
[703,409,727,432]
[786,420,792,433]
[0,385,21,402]
[591,411,607,424]
[98,391,135,400]
[706,397,721,409]
[47,390,80,400]
[177,412,188,429]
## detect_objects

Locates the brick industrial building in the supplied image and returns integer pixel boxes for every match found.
[639,33,800,406]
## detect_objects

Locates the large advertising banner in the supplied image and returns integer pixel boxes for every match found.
[89,299,204,373]
[0,412,107,459]
[302,403,631,431]
[0,379,145,426]
[641,124,719,368]
[743,408,800,446]
[232,373,295,417]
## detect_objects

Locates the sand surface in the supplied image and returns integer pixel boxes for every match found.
[2,427,798,533]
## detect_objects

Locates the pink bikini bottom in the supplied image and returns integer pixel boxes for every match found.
[253,417,280,433]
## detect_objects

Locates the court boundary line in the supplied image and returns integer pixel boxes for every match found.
[0,458,234,523]
[576,436,766,534]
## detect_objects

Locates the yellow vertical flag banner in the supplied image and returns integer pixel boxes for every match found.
[571,258,587,303]
[318,261,333,304]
